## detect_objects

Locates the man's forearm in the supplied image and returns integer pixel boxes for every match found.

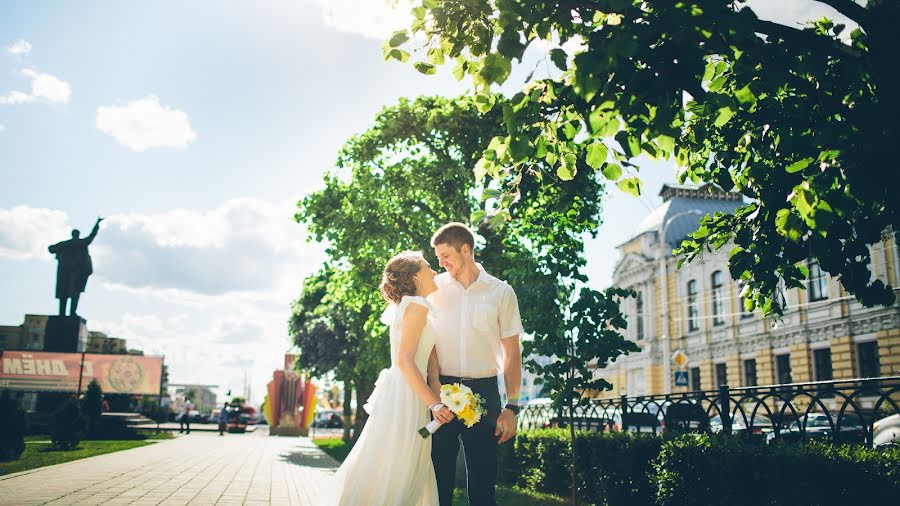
[503,356,521,405]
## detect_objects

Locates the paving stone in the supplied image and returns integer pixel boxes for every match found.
[0,429,338,505]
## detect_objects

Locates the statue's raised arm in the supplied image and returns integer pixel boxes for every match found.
[86,216,104,244]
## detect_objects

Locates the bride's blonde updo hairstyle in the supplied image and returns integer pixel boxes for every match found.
[380,250,425,304]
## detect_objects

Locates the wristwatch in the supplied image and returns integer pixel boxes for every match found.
[504,404,520,415]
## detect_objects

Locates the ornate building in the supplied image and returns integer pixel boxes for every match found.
[595,183,900,399]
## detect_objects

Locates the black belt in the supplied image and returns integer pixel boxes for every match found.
[440,375,498,386]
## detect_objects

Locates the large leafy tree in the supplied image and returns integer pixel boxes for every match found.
[392,0,899,316]
[292,94,636,456]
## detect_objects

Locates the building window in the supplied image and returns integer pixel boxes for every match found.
[715,363,728,389]
[808,259,828,302]
[776,354,793,384]
[636,291,645,340]
[687,280,699,331]
[690,366,701,391]
[857,341,881,378]
[743,358,758,387]
[711,271,725,326]
[813,348,833,381]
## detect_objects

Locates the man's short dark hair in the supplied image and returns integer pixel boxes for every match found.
[430,222,475,251]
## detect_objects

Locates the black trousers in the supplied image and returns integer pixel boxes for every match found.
[431,375,502,506]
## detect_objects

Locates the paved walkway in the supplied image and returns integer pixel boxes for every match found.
[0,429,339,506]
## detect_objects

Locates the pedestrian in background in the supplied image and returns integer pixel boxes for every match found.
[179,399,193,434]
[218,403,229,436]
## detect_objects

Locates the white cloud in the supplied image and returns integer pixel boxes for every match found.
[89,198,324,296]
[21,69,71,103]
[95,95,197,151]
[0,124,5,132]
[0,69,71,105]
[0,206,71,260]
[5,39,31,55]
[316,0,415,39]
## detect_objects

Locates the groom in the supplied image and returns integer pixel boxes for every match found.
[428,222,523,506]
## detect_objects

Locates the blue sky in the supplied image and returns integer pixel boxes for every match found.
[0,0,848,404]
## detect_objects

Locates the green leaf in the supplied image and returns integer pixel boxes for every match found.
[452,59,467,81]
[655,135,675,155]
[414,62,437,75]
[422,0,439,8]
[427,47,445,65]
[550,48,567,70]
[735,85,757,105]
[385,49,410,62]
[617,177,642,196]
[713,106,735,127]
[470,209,487,224]
[477,53,512,86]
[557,164,575,181]
[786,157,814,173]
[473,158,489,181]
[585,142,608,169]
[508,135,533,161]
[412,6,426,19]
[482,188,502,200]
[601,163,622,181]
[388,30,409,48]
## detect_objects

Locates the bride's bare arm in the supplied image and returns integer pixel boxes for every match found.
[427,348,441,397]
[398,303,442,408]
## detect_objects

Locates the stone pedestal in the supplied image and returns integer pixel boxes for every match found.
[43,316,87,353]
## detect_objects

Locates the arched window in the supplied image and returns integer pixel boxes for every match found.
[636,291,644,340]
[687,280,699,331]
[711,271,725,325]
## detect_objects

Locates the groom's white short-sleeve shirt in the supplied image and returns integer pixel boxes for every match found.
[429,263,524,379]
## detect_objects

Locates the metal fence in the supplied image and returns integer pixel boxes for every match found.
[518,376,900,447]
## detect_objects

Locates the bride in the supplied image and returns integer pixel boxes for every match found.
[320,250,454,505]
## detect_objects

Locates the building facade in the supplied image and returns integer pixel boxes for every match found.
[595,184,900,400]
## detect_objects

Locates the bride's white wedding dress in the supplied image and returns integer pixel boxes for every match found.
[319,295,439,506]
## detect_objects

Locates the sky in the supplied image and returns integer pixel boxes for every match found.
[0,0,851,406]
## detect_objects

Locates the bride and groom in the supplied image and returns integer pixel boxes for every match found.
[322,222,524,506]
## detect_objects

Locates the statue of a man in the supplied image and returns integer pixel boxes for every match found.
[48,217,104,317]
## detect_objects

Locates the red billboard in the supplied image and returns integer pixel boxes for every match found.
[0,351,163,395]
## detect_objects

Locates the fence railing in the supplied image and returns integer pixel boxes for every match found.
[518,376,900,447]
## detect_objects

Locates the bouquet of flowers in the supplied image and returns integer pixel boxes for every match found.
[419,383,486,438]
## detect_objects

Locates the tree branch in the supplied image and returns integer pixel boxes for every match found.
[813,0,869,26]
[752,19,865,60]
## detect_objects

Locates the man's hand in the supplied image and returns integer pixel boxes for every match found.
[495,409,517,444]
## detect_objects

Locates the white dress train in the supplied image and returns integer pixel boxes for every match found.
[319,295,439,506]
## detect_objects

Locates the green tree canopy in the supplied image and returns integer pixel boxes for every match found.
[394,0,899,316]
[292,94,636,445]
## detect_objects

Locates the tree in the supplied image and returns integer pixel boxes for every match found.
[503,165,639,505]
[51,398,85,451]
[81,379,103,436]
[293,95,510,437]
[393,0,899,316]
[0,391,26,461]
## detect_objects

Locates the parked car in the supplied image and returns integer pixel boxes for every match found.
[709,413,773,435]
[543,416,618,432]
[768,413,866,444]
[313,410,344,429]
[873,413,900,447]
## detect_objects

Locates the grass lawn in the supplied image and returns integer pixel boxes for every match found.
[312,438,568,506]
[1,440,155,476]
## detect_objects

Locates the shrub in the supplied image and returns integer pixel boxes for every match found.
[51,398,86,451]
[502,429,663,505]
[0,391,27,461]
[81,380,103,437]
[653,433,900,506]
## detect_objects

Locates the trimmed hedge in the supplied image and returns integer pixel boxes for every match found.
[501,429,663,505]
[51,398,86,451]
[502,429,900,506]
[654,433,900,505]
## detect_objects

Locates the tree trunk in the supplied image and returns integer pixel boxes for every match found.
[342,382,353,442]
[353,378,372,442]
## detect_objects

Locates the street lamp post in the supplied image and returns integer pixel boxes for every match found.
[659,209,703,394]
